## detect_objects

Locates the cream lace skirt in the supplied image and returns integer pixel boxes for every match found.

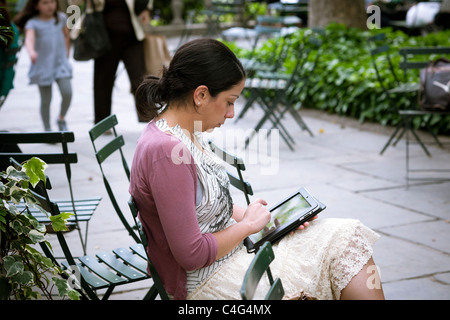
[187,218,379,300]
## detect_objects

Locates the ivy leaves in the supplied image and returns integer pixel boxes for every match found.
[0,157,79,300]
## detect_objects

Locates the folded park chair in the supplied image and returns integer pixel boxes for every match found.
[222,15,301,70]
[238,36,322,150]
[0,131,101,255]
[202,0,246,37]
[88,114,140,243]
[240,241,284,300]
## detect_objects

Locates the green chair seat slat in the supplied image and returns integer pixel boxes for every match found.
[53,197,102,204]
[96,251,148,281]
[26,215,91,224]
[129,243,147,260]
[17,195,101,222]
[78,256,127,285]
[61,261,109,290]
[113,247,149,274]
[388,83,420,94]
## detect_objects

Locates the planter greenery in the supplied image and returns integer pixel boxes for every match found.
[0,157,79,300]
[228,24,450,135]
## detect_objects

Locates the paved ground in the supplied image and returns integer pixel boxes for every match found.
[1,36,450,300]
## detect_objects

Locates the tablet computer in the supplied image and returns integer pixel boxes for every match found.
[243,187,326,253]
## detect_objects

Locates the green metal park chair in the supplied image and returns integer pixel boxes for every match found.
[0,131,102,255]
[239,36,322,150]
[8,158,155,300]
[240,241,284,300]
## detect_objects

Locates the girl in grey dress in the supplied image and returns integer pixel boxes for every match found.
[14,0,72,131]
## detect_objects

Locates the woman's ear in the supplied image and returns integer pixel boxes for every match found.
[193,85,209,106]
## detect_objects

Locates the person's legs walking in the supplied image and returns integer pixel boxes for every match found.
[55,77,72,131]
[122,38,146,122]
[38,85,52,131]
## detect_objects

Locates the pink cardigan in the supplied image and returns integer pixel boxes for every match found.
[129,121,218,299]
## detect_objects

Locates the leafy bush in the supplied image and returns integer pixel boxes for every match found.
[0,157,79,300]
[234,24,450,135]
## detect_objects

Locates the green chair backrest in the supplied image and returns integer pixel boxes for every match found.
[399,47,450,76]
[368,33,402,92]
[240,241,284,300]
[89,114,140,243]
[208,140,253,205]
[0,131,78,211]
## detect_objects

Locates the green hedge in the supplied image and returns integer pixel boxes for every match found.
[230,24,450,135]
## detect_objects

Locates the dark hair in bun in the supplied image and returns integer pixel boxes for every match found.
[135,38,246,121]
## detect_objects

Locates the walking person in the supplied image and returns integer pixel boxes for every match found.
[14,0,72,132]
[70,0,153,124]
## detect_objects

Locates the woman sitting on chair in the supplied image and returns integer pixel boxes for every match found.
[129,38,385,300]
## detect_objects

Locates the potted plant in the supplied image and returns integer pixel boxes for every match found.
[0,157,80,300]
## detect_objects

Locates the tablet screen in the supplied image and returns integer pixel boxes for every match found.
[248,192,313,244]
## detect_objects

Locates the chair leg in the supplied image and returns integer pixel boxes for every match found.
[288,108,314,137]
[143,284,159,300]
[380,123,403,155]
[101,285,115,300]
[235,90,258,123]
[424,116,443,148]
[245,99,295,151]
[403,115,431,157]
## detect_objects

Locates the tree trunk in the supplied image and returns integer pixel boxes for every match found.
[308,0,367,29]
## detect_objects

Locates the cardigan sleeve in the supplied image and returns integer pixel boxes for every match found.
[148,142,218,271]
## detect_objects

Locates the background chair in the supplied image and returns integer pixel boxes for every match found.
[240,241,284,300]
[368,33,426,155]
[237,16,301,79]
[222,15,301,59]
[397,47,450,182]
[203,0,246,37]
[88,114,140,243]
[0,131,101,255]
[240,36,322,150]
[9,158,155,300]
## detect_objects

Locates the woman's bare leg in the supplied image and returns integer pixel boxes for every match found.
[340,257,385,300]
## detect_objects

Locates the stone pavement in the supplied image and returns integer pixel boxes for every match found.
[1,36,450,300]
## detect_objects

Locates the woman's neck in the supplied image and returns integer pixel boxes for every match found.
[157,108,205,151]
[158,107,197,137]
